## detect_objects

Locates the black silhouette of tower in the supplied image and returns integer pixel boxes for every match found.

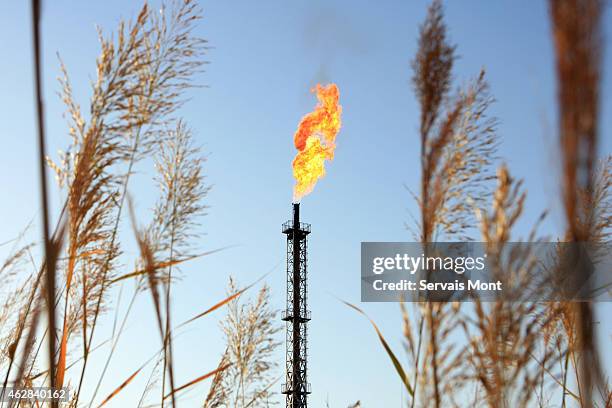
[281,203,311,408]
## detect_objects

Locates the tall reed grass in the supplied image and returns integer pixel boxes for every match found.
[349,0,611,407]
[1,0,610,407]
[0,1,267,406]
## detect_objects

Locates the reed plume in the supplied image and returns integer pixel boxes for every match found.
[410,1,498,406]
[461,166,561,407]
[146,120,210,406]
[216,278,281,407]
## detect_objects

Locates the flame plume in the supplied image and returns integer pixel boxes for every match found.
[292,83,342,202]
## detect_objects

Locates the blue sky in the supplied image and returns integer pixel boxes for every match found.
[1,1,611,407]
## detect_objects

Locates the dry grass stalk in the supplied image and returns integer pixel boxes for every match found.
[164,363,232,402]
[30,0,58,401]
[550,0,605,405]
[544,156,611,408]
[96,364,144,407]
[146,121,209,406]
[32,0,208,404]
[137,354,165,408]
[409,1,499,406]
[550,0,602,242]
[411,3,497,244]
[460,166,561,407]
[123,115,208,408]
[216,278,281,407]
[131,202,178,408]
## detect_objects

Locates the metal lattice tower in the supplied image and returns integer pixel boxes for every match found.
[281,203,311,408]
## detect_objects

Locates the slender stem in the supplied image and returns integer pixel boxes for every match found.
[87,286,138,407]
[427,305,441,408]
[31,1,57,406]
[162,137,180,408]
[410,317,424,408]
[571,348,585,407]
[562,349,570,408]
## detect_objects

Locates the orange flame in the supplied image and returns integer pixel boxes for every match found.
[292,83,342,202]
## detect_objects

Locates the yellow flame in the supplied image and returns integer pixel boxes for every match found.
[292,83,342,201]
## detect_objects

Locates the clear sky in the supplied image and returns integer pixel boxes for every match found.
[1,1,611,407]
